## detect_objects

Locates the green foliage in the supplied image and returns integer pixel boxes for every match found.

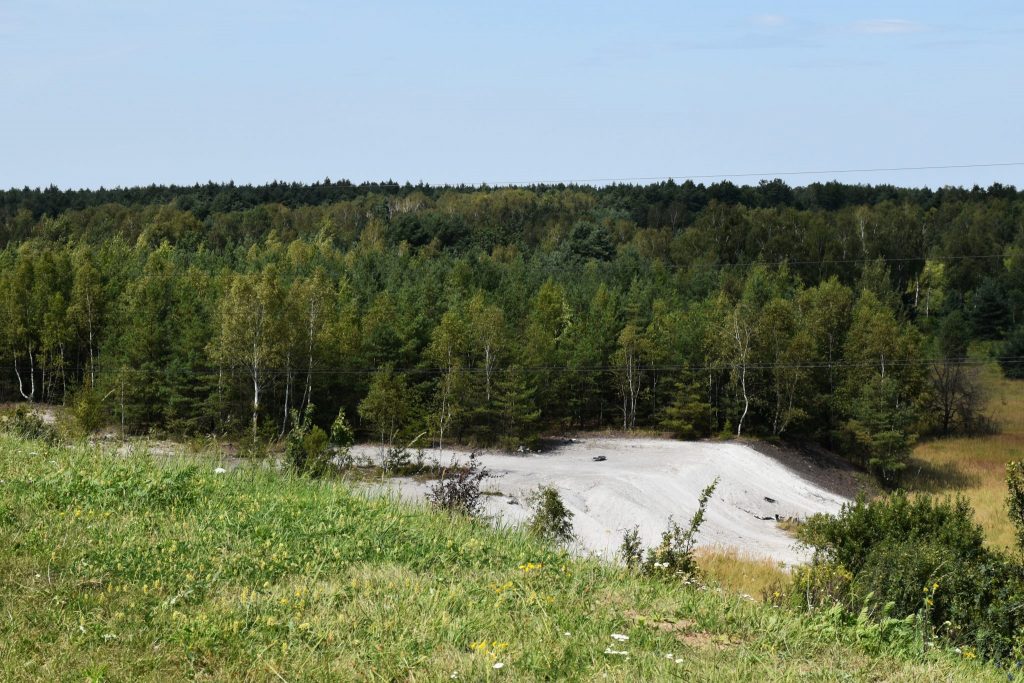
[1006,461,1024,551]
[799,493,986,574]
[1000,326,1024,379]
[284,403,333,477]
[937,311,971,360]
[660,376,712,438]
[71,379,106,435]
[329,407,355,468]
[797,492,1024,660]
[564,221,614,261]
[789,561,853,610]
[969,278,1010,340]
[840,375,918,481]
[621,478,718,578]
[526,485,575,544]
[619,527,644,569]
[358,367,416,448]
[0,181,1019,481]
[427,453,490,516]
[492,365,540,447]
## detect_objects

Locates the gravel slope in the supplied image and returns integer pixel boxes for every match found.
[353,437,849,566]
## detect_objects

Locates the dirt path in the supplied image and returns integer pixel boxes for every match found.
[353,437,850,566]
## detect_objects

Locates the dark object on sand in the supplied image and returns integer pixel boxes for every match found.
[592,455,607,462]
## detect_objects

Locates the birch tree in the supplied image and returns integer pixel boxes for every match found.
[68,252,105,386]
[212,270,285,439]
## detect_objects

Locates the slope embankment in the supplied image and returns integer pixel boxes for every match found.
[354,437,852,566]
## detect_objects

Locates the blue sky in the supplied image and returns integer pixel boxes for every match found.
[2,1,1022,189]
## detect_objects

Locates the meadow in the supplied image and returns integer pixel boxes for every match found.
[0,434,1001,682]
[905,363,1024,549]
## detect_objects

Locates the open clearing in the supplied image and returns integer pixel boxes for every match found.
[905,364,1024,548]
[353,438,851,566]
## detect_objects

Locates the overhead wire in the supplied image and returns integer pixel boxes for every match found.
[30,357,1024,379]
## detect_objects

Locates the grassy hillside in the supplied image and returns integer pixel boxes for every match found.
[0,436,999,681]
[906,363,1024,549]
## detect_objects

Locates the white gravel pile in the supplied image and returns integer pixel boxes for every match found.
[353,437,849,566]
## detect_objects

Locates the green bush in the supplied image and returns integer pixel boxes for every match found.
[330,407,355,468]
[798,493,986,574]
[72,381,106,434]
[796,492,1024,659]
[427,453,490,517]
[619,478,718,578]
[285,404,333,477]
[1000,326,1024,379]
[526,485,575,544]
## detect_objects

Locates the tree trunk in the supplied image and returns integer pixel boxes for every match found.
[252,368,260,440]
[280,363,291,439]
[737,362,748,437]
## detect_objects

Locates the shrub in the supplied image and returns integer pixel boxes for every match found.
[72,380,106,434]
[285,404,332,477]
[1007,461,1024,550]
[619,526,644,569]
[618,478,718,578]
[427,453,490,516]
[330,407,355,469]
[798,492,986,574]
[0,406,59,444]
[382,446,413,473]
[796,491,1024,659]
[381,432,428,474]
[1000,325,1024,379]
[526,485,574,544]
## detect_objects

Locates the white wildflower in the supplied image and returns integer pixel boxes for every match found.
[603,647,629,656]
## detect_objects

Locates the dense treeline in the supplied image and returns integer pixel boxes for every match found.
[3,178,1022,228]
[1,180,1023,478]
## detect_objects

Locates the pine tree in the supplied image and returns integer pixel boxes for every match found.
[493,365,541,445]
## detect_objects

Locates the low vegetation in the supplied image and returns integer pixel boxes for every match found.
[526,485,576,545]
[0,434,1004,681]
[621,479,719,579]
[793,493,1024,662]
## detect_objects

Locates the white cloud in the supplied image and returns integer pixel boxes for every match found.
[852,19,926,34]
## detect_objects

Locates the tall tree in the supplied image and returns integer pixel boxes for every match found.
[68,250,105,386]
[212,269,286,439]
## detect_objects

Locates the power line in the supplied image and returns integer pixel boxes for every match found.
[37,357,1024,378]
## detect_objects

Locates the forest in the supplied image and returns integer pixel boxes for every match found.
[1,179,1023,480]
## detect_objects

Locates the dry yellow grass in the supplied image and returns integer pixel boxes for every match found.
[905,363,1024,549]
[696,546,789,599]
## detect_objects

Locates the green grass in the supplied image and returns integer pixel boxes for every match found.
[0,435,1003,681]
